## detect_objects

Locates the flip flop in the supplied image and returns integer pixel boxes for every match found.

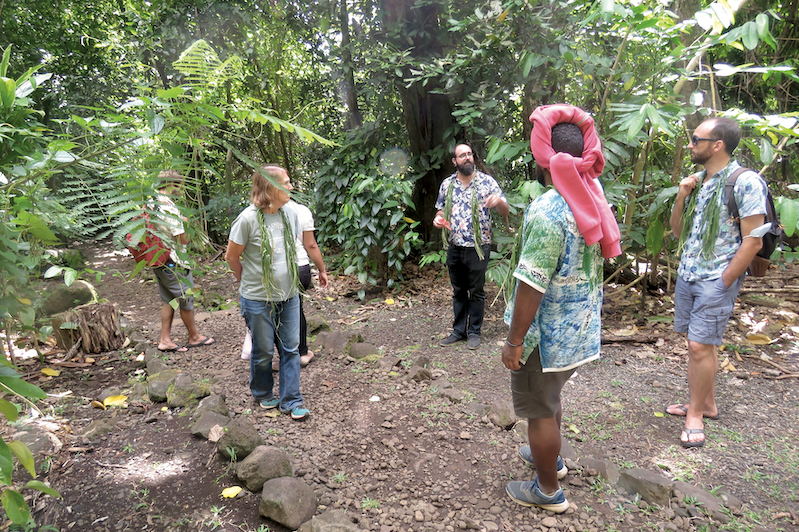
[665,404,720,420]
[158,346,188,353]
[186,337,215,348]
[681,427,705,448]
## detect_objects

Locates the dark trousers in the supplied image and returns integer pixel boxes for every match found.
[446,244,490,338]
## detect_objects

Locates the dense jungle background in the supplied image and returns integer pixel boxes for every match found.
[1,0,799,529]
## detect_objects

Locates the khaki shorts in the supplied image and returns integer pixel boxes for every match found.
[511,347,575,419]
[153,265,194,311]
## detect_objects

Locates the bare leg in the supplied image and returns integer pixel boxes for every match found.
[682,339,717,444]
[180,308,213,346]
[527,405,563,495]
[158,303,180,350]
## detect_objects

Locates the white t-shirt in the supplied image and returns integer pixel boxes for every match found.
[285,200,315,267]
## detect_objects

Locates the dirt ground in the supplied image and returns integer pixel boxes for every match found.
[7,241,799,532]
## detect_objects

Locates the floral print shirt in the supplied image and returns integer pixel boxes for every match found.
[435,170,506,247]
[678,161,768,282]
[504,190,603,371]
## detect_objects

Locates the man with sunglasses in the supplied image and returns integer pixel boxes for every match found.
[433,143,509,350]
[668,117,768,448]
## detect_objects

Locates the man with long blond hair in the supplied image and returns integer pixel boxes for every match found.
[225,165,310,421]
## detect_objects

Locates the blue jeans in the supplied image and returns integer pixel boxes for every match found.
[240,295,303,411]
[446,244,491,338]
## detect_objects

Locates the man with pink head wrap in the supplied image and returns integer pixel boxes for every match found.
[503,105,620,513]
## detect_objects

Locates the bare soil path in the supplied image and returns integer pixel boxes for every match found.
[9,241,799,532]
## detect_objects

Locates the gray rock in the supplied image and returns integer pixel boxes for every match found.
[81,419,117,442]
[487,398,516,429]
[463,402,490,418]
[349,342,379,360]
[190,411,230,439]
[406,365,432,382]
[429,378,451,390]
[41,280,96,316]
[147,369,181,403]
[260,477,317,529]
[97,387,122,403]
[439,387,465,403]
[375,356,401,371]
[560,437,578,460]
[216,417,265,460]
[618,468,673,506]
[235,445,294,491]
[413,355,432,368]
[166,372,210,408]
[13,428,55,459]
[313,331,362,355]
[146,357,170,375]
[673,481,730,523]
[193,394,229,420]
[297,509,362,532]
[580,457,619,484]
[305,314,331,335]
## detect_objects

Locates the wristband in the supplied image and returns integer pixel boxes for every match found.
[505,339,523,347]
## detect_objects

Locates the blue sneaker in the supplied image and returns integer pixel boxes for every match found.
[282,406,310,421]
[506,478,569,513]
[518,446,568,480]
[260,398,280,410]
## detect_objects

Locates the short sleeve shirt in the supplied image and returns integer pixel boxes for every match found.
[434,170,506,246]
[677,161,768,282]
[503,190,603,371]
[229,205,302,302]
[285,201,314,266]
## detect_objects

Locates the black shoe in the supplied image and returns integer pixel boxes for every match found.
[440,333,465,346]
[468,335,481,349]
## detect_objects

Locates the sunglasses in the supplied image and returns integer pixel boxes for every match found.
[691,135,720,145]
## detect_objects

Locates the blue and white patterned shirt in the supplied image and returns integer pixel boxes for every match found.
[678,161,768,282]
[435,170,506,247]
[504,190,603,372]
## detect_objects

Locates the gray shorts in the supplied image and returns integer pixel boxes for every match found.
[511,347,576,419]
[153,265,195,311]
[674,275,744,345]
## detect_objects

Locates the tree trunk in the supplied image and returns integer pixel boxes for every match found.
[52,303,124,354]
[381,0,454,243]
[340,0,362,130]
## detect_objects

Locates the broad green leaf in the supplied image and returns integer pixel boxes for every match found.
[742,21,759,50]
[150,114,165,135]
[0,489,30,524]
[646,217,664,256]
[7,440,35,477]
[0,438,13,485]
[25,480,61,498]
[43,266,62,279]
[759,139,774,166]
[778,199,798,237]
[0,377,47,400]
[0,45,10,77]
[0,399,18,422]
[64,268,78,287]
[627,109,646,141]
[0,77,15,109]
[19,306,34,327]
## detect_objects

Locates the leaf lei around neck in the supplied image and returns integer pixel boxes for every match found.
[257,207,300,297]
[678,172,725,259]
[443,173,484,260]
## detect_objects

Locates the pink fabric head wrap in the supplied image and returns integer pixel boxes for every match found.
[529,104,621,259]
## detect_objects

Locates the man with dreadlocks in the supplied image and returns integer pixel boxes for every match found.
[667,117,767,447]
[433,143,509,350]
[226,165,310,421]
[503,104,620,513]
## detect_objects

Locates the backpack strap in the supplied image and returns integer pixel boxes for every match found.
[723,167,754,225]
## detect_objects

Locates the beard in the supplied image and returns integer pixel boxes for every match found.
[456,161,475,176]
[690,148,712,165]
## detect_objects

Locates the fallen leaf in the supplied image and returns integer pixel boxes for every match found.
[746,334,774,345]
[326,296,334,301]
[610,325,638,336]
[385,298,395,305]
[41,368,61,377]
[565,423,580,434]
[91,401,106,410]
[84,357,95,364]
[403,217,416,224]
[264,410,280,418]
[121,338,131,348]
[654,412,664,418]
[720,357,736,372]
[103,395,128,407]
[221,486,242,498]
[208,425,225,443]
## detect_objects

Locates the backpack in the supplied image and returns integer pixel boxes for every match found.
[125,213,172,267]
[723,167,781,277]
